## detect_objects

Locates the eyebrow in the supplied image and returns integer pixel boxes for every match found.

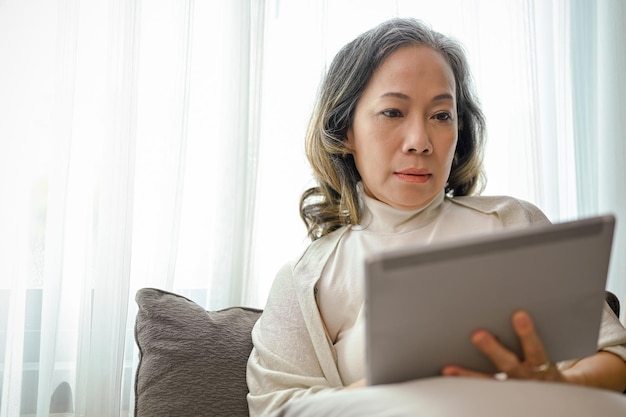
[378,92,454,102]
[379,92,410,100]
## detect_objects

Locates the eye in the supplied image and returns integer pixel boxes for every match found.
[433,111,453,122]
[381,109,403,118]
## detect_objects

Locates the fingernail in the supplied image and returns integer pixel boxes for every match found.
[472,331,488,345]
[442,367,459,376]
[514,311,530,327]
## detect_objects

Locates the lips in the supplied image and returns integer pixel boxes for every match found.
[396,168,431,176]
[394,168,432,183]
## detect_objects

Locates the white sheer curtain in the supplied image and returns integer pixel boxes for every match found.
[0,0,266,415]
[0,0,624,415]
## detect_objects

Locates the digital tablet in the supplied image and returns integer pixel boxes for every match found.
[364,214,615,385]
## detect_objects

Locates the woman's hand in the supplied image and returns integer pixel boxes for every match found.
[442,310,626,391]
[441,310,566,382]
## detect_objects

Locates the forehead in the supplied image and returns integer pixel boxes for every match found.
[366,45,456,96]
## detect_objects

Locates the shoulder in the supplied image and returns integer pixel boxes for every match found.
[295,226,350,268]
[269,226,351,295]
[448,195,551,227]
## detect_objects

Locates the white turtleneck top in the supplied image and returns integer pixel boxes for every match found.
[317,186,516,385]
[247,186,626,417]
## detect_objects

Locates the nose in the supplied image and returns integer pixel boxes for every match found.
[402,117,432,154]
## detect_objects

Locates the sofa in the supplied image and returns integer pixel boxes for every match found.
[134,288,626,417]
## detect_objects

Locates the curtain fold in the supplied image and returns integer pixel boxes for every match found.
[79,0,140,412]
[34,0,80,413]
[0,0,624,415]
[594,0,626,305]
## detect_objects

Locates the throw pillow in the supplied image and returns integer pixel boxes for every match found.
[134,287,262,417]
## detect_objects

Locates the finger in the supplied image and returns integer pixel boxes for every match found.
[471,330,521,375]
[512,310,549,367]
[441,365,492,379]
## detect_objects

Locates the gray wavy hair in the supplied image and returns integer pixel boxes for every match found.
[300,17,486,240]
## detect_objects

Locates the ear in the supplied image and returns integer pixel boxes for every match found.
[345,127,355,152]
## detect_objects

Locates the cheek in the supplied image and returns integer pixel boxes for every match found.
[432,137,458,176]
[444,135,459,161]
[348,126,377,161]
[351,144,386,186]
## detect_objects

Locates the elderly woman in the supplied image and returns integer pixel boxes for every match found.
[246,17,626,417]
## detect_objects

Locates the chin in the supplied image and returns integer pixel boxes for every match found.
[390,200,429,211]
[393,194,436,211]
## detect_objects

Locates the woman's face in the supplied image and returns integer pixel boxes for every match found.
[346,45,458,210]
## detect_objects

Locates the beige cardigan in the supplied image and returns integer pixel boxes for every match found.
[246,195,626,416]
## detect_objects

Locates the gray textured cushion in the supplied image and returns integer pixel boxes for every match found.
[134,288,262,417]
